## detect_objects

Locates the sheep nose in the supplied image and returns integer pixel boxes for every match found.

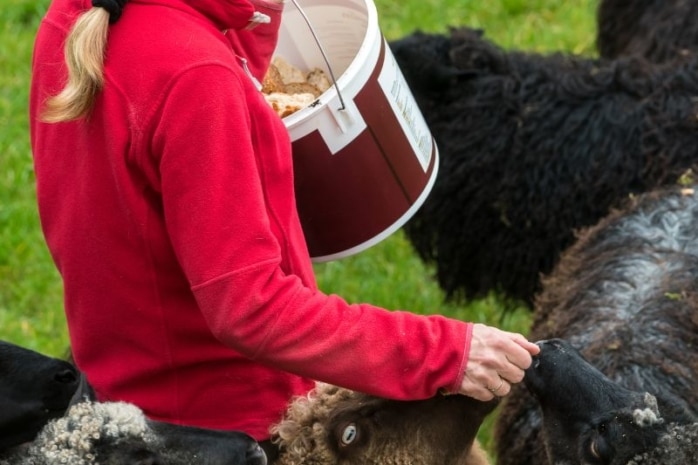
[529,339,565,370]
[247,442,267,465]
[535,338,566,352]
[529,340,548,367]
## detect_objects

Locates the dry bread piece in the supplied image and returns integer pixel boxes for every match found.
[307,68,332,93]
[284,81,324,98]
[261,63,286,94]
[262,57,332,118]
[272,56,307,84]
[265,92,317,118]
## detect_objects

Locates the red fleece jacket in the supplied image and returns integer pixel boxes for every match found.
[29,0,472,440]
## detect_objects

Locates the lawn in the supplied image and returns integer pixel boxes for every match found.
[0,0,598,456]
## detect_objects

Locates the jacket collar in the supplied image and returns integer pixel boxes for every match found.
[185,0,257,31]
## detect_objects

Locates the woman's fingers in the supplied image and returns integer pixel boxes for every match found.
[499,363,525,384]
[458,324,539,399]
[460,369,497,401]
[485,377,510,397]
[506,331,541,366]
[461,365,513,399]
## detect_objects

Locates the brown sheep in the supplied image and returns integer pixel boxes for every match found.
[271,382,497,465]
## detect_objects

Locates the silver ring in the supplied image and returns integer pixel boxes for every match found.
[488,379,505,393]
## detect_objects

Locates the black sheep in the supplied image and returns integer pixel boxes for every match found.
[525,338,698,465]
[492,185,698,465]
[597,0,698,63]
[0,399,268,465]
[0,340,79,449]
[1,372,267,465]
[391,27,698,307]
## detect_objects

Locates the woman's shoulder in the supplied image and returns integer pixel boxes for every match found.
[116,3,234,66]
[104,3,244,106]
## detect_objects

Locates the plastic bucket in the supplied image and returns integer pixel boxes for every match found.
[276,0,439,262]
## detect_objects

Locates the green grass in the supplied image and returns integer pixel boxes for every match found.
[0,0,597,457]
[1,0,68,356]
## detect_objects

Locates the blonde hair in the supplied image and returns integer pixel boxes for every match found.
[41,7,111,122]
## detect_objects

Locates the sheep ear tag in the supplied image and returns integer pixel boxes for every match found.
[272,0,439,262]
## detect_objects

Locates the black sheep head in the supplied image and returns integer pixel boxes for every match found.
[62,375,267,465]
[447,27,510,74]
[524,338,679,465]
[25,400,267,465]
[0,340,79,449]
[389,29,479,97]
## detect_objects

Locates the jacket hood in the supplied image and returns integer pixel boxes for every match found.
[125,0,284,80]
[188,0,285,80]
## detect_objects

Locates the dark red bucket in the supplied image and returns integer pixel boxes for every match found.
[277,0,439,262]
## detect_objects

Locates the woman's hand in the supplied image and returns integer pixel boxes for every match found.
[458,323,540,401]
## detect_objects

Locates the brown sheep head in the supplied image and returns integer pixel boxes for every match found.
[271,383,497,465]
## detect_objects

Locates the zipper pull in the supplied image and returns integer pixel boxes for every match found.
[238,56,263,91]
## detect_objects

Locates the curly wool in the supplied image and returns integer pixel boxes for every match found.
[633,395,663,429]
[271,384,356,465]
[627,422,698,464]
[597,0,698,63]
[3,402,156,465]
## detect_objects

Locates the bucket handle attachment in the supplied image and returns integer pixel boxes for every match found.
[289,0,347,112]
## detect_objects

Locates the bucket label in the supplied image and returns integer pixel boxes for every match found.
[377,39,433,171]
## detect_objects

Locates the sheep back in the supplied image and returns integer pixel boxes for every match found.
[597,0,698,63]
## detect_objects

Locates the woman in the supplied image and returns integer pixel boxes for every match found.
[29,0,539,455]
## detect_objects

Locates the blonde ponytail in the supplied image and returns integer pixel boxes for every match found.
[41,7,111,122]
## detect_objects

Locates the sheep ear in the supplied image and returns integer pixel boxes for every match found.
[68,373,97,406]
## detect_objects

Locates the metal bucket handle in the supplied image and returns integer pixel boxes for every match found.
[289,0,347,111]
